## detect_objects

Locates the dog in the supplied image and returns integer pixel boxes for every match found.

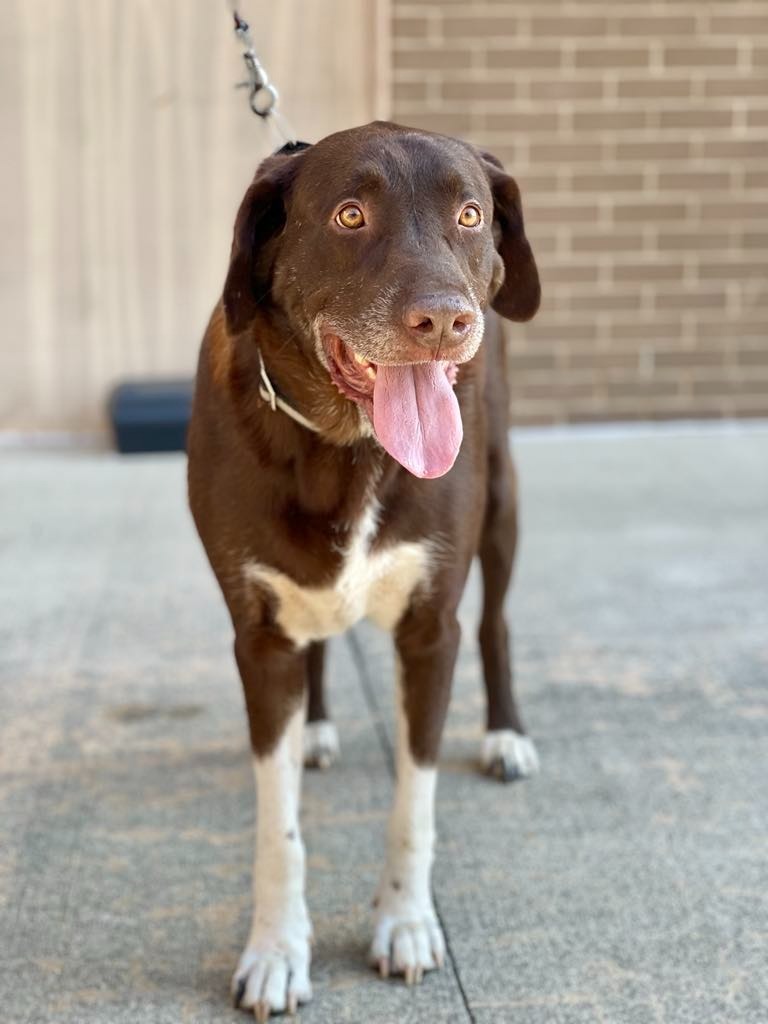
[187,120,540,1019]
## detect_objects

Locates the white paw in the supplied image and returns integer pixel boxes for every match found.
[303,719,340,770]
[370,889,445,984]
[481,729,540,782]
[232,925,312,1019]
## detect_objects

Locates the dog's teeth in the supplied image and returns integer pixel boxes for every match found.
[353,351,369,366]
[365,367,376,380]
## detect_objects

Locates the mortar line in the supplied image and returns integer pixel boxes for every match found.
[346,627,477,1024]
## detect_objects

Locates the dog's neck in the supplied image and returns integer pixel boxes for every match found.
[210,306,387,524]
[244,309,370,448]
[256,348,322,434]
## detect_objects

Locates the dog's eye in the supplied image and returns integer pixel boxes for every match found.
[335,204,365,229]
[458,204,482,228]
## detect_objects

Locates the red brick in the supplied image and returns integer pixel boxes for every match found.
[741,230,768,248]
[440,80,517,101]
[526,202,601,223]
[570,231,644,253]
[656,289,728,310]
[531,16,608,37]
[393,49,472,70]
[702,140,768,159]
[530,80,604,100]
[483,111,560,133]
[443,17,522,38]
[611,322,683,342]
[393,16,430,37]
[568,293,644,312]
[397,111,474,134]
[619,16,697,36]
[698,259,768,279]
[486,49,562,70]
[613,262,686,282]
[393,81,429,102]
[736,348,768,366]
[658,231,732,251]
[744,169,768,188]
[665,47,739,68]
[571,171,644,192]
[531,141,606,163]
[658,109,734,129]
[655,349,727,368]
[704,78,768,99]
[616,140,690,160]
[541,265,601,284]
[575,48,649,69]
[658,171,732,190]
[613,202,688,222]
[709,16,768,34]
[618,79,692,99]
[574,110,647,131]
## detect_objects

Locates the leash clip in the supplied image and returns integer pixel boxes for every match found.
[228,3,291,131]
[237,48,278,118]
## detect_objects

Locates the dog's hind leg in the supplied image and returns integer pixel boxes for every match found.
[478,448,539,782]
[303,640,340,769]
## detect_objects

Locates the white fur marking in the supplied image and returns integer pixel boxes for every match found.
[371,665,445,981]
[243,502,431,647]
[481,729,540,779]
[233,706,313,1015]
[303,719,340,769]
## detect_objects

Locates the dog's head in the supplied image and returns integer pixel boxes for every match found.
[223,121,539,478]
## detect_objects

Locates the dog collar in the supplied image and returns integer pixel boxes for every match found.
[257,350,321,433]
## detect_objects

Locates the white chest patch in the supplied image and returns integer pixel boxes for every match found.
[242,504,432,647]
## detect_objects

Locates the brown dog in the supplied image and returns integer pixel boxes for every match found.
[187,121,540,1018]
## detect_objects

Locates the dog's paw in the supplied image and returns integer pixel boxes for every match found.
[481,729,540,782]
[232,933,312,1019]
[370,893,445,984]
[303,719,340,770]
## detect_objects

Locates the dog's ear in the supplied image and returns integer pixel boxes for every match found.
[479,151,540,322]
[223,145,310,334]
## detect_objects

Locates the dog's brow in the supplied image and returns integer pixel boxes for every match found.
[437,171,472,198]
[343,168,390,195]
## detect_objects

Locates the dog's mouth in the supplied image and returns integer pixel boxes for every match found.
[322,335,462,480]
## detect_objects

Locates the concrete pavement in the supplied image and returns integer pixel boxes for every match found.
[1,425,766,1023]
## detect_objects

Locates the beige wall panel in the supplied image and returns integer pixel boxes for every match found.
[0,0,389,432]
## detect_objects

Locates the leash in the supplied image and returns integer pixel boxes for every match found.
[226,1,298,147]
[226,3,319,431]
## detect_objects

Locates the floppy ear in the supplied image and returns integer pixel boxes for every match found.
[480,151,541,322]
[222,145,310,334]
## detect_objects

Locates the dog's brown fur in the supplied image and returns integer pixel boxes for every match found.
[188,121,538,761]
[187,121,539,1012]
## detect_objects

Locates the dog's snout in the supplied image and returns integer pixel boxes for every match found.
[403,296,477,352]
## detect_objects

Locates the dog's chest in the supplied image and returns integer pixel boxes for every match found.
[243,505,431,647]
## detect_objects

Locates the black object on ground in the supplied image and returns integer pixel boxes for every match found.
[109,379,194,454]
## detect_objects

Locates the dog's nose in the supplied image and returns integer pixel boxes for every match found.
[403,295,477,352]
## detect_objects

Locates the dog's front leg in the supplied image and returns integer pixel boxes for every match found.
[371,607,460,983]
[232,629,312,1019]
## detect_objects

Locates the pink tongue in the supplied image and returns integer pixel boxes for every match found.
[372,362,462,479]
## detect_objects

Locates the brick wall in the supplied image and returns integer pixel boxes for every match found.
[391,1,768,424]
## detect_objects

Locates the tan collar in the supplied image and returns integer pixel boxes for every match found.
[257,350,320,434]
